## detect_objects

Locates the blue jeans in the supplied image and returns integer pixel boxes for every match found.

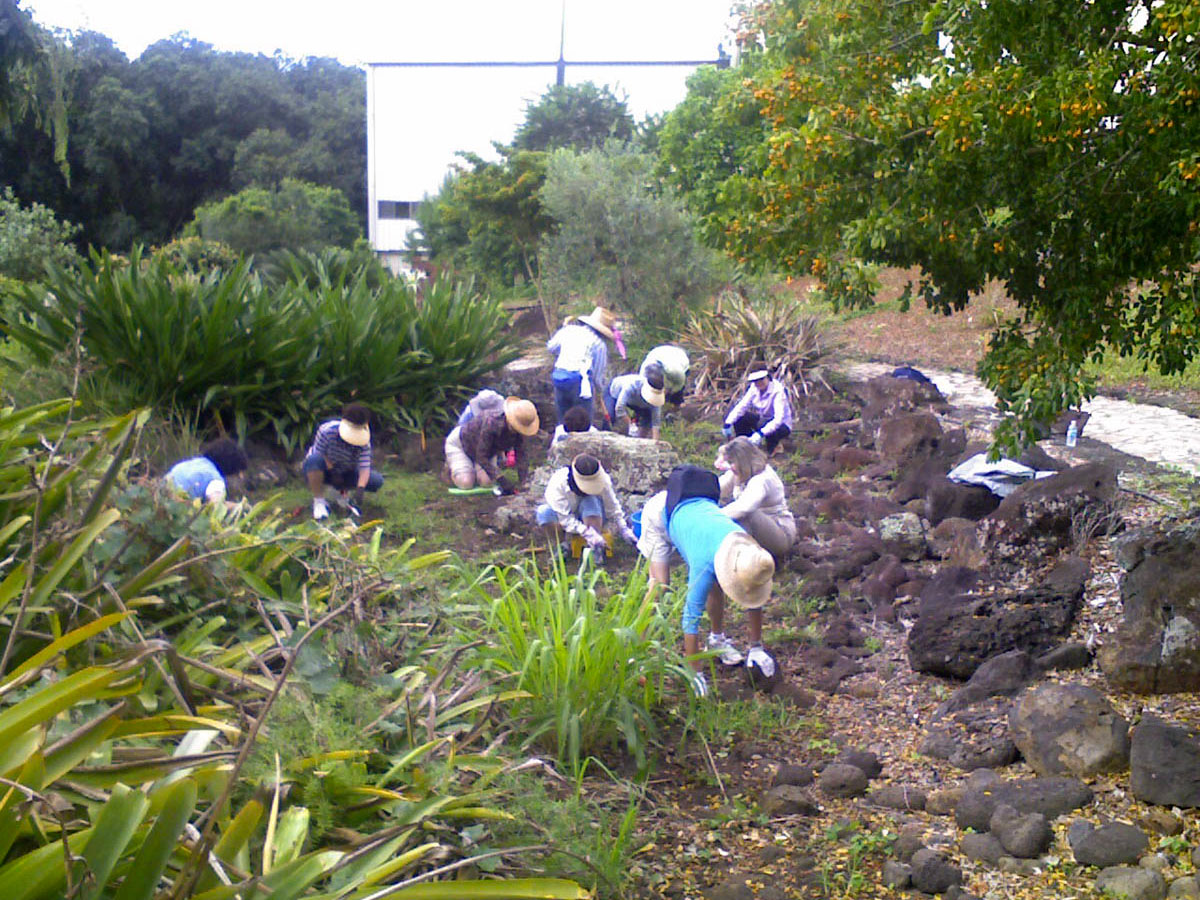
[536,495,604,527]
[552,369,593,424]
[302,454,384,492]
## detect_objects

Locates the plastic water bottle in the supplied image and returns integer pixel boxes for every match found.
[1066,419,1078,448]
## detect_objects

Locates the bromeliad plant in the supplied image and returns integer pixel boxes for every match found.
[0,400,589,900]
[682,287,834,416]
[453,554,690,777]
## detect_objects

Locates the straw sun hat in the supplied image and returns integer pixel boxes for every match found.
[577,306,618,339]
[714,532,775,608]
[503,397,540,436]
[338,419,371,447]
[640,380,666,408]
[570,454,610,495]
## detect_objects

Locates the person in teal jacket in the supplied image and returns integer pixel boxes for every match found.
[164,438,248,505]
[664,465,776,696]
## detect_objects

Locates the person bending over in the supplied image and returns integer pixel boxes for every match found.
[640,344,689,405]
[445,397,539,492]
[723,367,793,454]
[302,403,382,520]
[717,438,796,565]
[546,306,619,425]
[605,365,666,439]
[664,464,776,696]
[165,437,248,505]
[551,405,597,446]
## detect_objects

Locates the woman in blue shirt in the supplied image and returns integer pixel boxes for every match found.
[164,438,248,505]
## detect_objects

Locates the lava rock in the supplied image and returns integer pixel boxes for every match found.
[761,784,820,817]
[1169,876,1200,898]
[1037,641,1094,671]
[1094,866,1167,900]
[817,763,869,798]
[1073,822,1150,868]
[939,649,1041,714]
[960,831,1006,866]
[882,861,912,889]
[1009,682,1130,777]
[955,777,1094,832]
[926,788,963,816]
[990,803,1053,859]
[833,749,882,778]
[910,848,962,894]
[869,784,926,811]
[771,764,815,788]
[895,824,925,863]
[1130,715,1200,808]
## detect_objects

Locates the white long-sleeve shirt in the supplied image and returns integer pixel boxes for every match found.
[724,380,793,435]
[547,323,608,400]
[543,466,626,536]
[720,465,793,527]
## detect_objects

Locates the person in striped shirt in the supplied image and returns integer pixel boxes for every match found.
[302,403,383,520]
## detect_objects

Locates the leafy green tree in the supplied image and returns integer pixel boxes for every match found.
[664,0,1200,447]
[188,177,360,255]
[513,81,634,151]
[539,143,725,339]
[0,0,68,173]
[0,185,79,279]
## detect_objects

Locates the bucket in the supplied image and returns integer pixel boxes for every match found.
[631,509,642,539]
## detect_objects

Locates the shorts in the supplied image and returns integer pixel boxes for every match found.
[536,495,604,526]
[636,493,672,563]
[444,426,475,480]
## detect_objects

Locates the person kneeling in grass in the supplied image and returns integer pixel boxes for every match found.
[536,453,636,565]
[664,464,776,697]
[444,397,539,493]
[303,403,382,520]
[164,437,248,506]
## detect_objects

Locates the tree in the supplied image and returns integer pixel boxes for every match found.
[539,143,725,339]
[188,178,360,255]
[0,185,79,280]
[0,0,68,173]
[662,0,1200,448]
[513,81,635,151]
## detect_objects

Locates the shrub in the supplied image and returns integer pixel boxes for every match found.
[0,186,80,281]
[454,556,690,776]
[7,248,516,447]
[681,287,835,415]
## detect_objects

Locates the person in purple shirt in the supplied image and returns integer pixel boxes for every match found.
[722,367,793,454]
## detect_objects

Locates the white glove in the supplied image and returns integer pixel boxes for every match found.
[582,527,606,551]
[628,423,640,438]
[690,671,709,698]
[618,523,637,546]
[746,646,777,679]
[749,431,764,446]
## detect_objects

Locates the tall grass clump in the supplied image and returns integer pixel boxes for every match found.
[6,247,517,448]
[455,555,690,776]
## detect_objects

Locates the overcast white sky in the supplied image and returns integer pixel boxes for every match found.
[25,1,738,249]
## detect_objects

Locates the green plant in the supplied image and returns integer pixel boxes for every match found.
[682,287,834,415]
[818,825,895,898]
[453,555,690,776]
[0,186,80,282]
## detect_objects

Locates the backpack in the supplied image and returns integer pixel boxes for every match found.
[664,464,721,524]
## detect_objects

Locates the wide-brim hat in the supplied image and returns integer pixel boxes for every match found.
[746,368,769,382]
[640,379,666,408]
[714,531,774,609]
[338,419,371,447]
[504,397,540,436]
[578,306,618,339]
[570,455,610,495]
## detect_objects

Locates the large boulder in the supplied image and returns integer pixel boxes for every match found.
[925,480,1002,526]
[857,374,949,423]
[907,558,1088,679]
[1100,516,1200,693]
[938,650,1040,715]
[1009,683,1130,777]
[921,698,1019,771]
[955,777,1094,832]
[876,511,927,561]
[1129,715,1200,808]
[980,462,1117,564]
[1072,822,1149,868]
[875,413,945,468]
[1094,867,1167,900]
[536,431,680,501]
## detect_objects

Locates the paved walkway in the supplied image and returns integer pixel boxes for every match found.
[849,362,1200,475]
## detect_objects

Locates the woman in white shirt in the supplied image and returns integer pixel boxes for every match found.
[717,437,796,564]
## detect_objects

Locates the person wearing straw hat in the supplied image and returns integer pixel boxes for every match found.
[546,305,622,426]
[640,344,690,405]
[445,397,540,493]
[722,366,793,454]
[536,453,636,565]
[303,403,383,520]
[664,463,777,697]
[604,364,666,439]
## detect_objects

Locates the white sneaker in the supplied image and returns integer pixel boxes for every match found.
[691,671,709,698]
[706,633,744,666]
[746,646,777,680]
[312,498,330,520]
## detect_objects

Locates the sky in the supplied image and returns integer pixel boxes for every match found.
[24,1,739,249]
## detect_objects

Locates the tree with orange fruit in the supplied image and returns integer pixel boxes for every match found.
[660,0,1200,448]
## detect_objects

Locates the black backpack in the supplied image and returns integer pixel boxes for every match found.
[664,464,720,525]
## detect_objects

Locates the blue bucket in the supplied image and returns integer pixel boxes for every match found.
[631,510,643,539]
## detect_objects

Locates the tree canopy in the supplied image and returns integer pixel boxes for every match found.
[661,0,1200,447]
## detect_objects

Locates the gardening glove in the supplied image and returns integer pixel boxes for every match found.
[749,430,764,446]
[618,522,637,546]
[612,325,627,360]
[690,671,709,698]
[492,481,515,497]
[721,424,734,439]
[505,449,517,467]
[582,527,607,552]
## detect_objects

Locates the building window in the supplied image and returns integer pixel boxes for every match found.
[378,200,419,219]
